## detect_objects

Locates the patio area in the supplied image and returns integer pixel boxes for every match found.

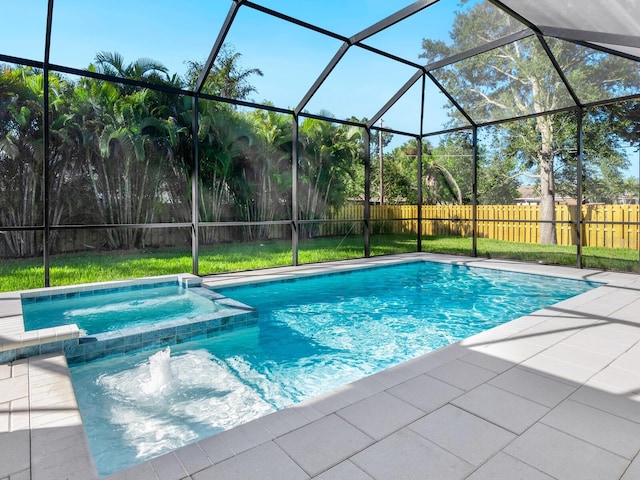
[1,253,640,479]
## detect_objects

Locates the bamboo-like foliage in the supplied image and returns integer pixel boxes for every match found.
[0,67,44,256]
[298,117,363,230]
[0,59,367,257]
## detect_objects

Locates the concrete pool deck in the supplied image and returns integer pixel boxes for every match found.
[1,253,639,479]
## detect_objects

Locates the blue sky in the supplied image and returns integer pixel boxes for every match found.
[4,0,456,134]
[3,0,638,177]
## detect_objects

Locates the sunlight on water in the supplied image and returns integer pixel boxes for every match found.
[64,295,195,319]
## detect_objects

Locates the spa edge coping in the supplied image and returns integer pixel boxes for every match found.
[0,273,255,363]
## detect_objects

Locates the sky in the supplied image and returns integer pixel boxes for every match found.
[3,0,639,177]
[2,0,456,134]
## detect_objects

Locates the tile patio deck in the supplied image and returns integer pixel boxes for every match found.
[1,253,639,479]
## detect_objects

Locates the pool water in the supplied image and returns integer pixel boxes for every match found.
[69,261,597,476]
[22,284,226,334]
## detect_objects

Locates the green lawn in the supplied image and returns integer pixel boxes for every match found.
[1,234,638,292]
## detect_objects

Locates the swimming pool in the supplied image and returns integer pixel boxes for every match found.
[69,261,598,476]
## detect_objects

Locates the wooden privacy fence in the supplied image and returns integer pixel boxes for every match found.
[326,204,640,250]
[4,204,638,258]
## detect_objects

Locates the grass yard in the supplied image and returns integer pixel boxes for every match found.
[1,234,638,292]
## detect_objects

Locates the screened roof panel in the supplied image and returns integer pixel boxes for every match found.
[49,0,229,81]
[1,0,638,138]
[378,77,424,134]
[546,38,640,104]
[430,36,577,125]
[423,79,471,132]
[303,47,419,124]
[499,0,640,60]
[249,0,415,38]
[222,7,343,109]
[1,0,48,61]
[593,44,640,62]
[413,0,528,65]
[360,1,455,64]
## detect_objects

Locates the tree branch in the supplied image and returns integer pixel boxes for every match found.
[508,171,539,181]
[490,62,529,86]
[468,87,510,110]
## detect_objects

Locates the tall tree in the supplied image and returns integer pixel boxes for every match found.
[421,0,639,243]
[246,108,293,222]
[184,45,263,100]
[55,74,183,249]
[93,51,173,88]
[298,117,363,230]
[606,100,640,148]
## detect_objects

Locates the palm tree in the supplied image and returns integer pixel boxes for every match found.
[247,108,293,221]
[94,51,170,85]
[56,74,181,249]
[298,117,363,231]
[383,139,463,206]
[0,66,44,256]
[424,160,463,205]
[184,45,263,99]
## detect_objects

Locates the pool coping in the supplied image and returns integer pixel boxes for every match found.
[2,253,640,479]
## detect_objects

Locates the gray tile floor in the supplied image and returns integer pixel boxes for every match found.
[1,253,640,480]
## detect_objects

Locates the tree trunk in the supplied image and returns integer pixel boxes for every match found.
[537,116,557,244]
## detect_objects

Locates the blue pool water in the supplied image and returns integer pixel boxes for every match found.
[22,283,227,334]
[69,261,597,476]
